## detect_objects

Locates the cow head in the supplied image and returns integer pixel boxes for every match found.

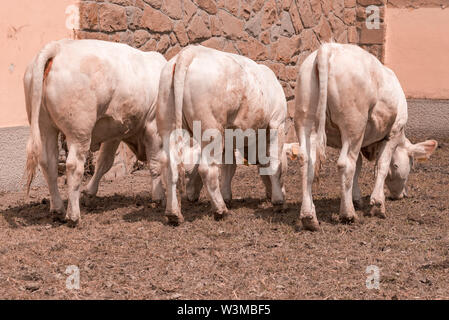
[386,139,438,199]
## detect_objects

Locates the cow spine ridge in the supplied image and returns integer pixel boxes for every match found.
[25,40,61,194]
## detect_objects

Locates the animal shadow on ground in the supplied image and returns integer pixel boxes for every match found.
[124,194,374,228]
[1,193,164,228]
[2,191,372,229]
[235,195,373,229]
[1,199,65,228]
[122,197,212,224]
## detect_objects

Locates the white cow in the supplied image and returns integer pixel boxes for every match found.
[157,45,288,225]
[295,43,437,231]
[24,39,167,224]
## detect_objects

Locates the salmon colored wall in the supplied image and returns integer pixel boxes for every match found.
[0,0,79,128]
[385,7,449,99]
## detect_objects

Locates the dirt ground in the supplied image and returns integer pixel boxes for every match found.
[0,138,448,300]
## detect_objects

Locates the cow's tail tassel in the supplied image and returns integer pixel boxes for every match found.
[314,43,330,181]
[25,41,60,195]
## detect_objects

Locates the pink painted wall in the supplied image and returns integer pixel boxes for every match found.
[0,0,79,128]
[385,7,449,99]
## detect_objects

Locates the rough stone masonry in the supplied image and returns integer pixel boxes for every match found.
[77,0,387,120]
[76,0,387,177]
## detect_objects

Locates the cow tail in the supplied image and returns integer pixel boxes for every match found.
[25,41,60,195]
[314,44,330,179]
[173,47,197,133]
[173,47,196,194]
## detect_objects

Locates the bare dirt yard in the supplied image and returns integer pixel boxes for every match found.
[0,138,448,300]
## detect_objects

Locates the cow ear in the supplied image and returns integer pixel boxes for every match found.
[289,143,300,160]
[283,143,299,160]
[408,140,438,161]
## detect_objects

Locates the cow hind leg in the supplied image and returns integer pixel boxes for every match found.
[259,175,272,201]
[337,139,363,223]
[266,160,285,206]
[220,162,236,208]
[260,159,285,212]
[39,122,64,215]
[261,126,286,208]
[85,139,120,197]
[199,161,228,220]
[65,140,90,224]
[186,164,203,202]
[164,135,184,225]
[297,126,320,231]
[144,123,165,203]
[369,139,397,218]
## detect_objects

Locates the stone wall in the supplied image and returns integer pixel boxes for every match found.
[77,0,367,121]
[74,0,448,99]
[76,0,387,176]
[356,0,386,62]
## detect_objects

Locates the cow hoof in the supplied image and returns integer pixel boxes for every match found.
[273,203,288,213]
[81,188,98,197]
[294,220,302,232]
[340,213,359,224]
[353,199,364,210]
[214,209,229,221]
[153,198,166,209]
[50,207,66,216]
[165,212,184,226]
[363,209,373,217]
[151,191,165,203]
[369,203,386,219]
[300,216,320,231]
[187,196,200,203]
[64,214,80,227]
[152,198,164,208]
[224,199,232,209]
[152,193,165,204]
[66,219,80,228]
